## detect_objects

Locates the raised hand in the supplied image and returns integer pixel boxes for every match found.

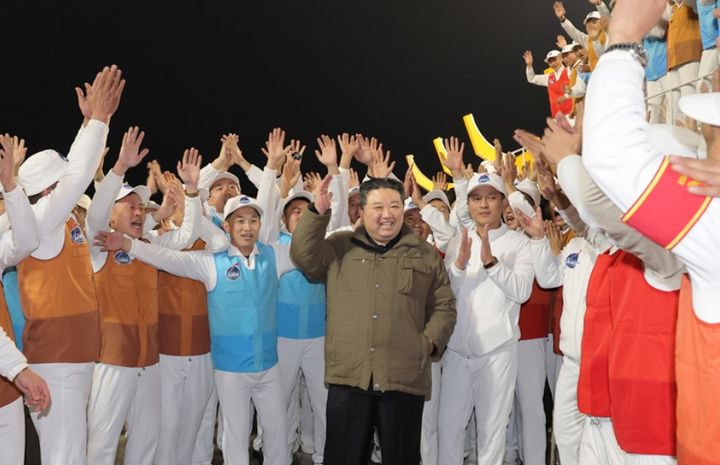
[354,134,376,166]
[454,228,473,271]
[304,171,322,194]
[443,136,465,179]
[556,35,568,50]
[501,153,518,194]
[478,224,493,265]
[261,127,288,170]
[86,65,126,124]
[546,220,563,255]
[314,175,334,215]
[93,230,130,252]
[222,133,251,171]
[280,155,302,198]
[0,135,18,191]
[553,1,566,21]
[338,133,359,169]
[287,139,306,159]
[349,168,360,189]
[75,82,93,123]
[535,159,559,200]
[177,148,202,193]
[369,143,395,179]
[540,116,582,169]
[516,206,546,240]
[14,368,51,412]
[523,50,534,67]
[493,138,504,175]
[112,127,149,176]
[410,171,427,209]
[432,172,448,191]
[315,135,339,174]
[0,134,28,176]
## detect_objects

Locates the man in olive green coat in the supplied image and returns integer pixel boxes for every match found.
[290,176,456,465]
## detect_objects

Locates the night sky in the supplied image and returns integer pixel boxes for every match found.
[2,0,596,195]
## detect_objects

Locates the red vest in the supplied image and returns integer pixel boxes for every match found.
[547,68,574,117]
[519,280,557,341]
[577,252,619,417]
[607,252,678,455]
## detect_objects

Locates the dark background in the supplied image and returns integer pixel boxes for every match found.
[2,0,595,196]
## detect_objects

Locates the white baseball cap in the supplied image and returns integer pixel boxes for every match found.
[423,190,450,207]
[561,42,580,54]
[468,172,506,196]
[584,11,602,24]
[348,186,360,197]
[209,171,241,191]
[404,198,421,213]
[116,183,151,204]
[18,150,69,196]
[515,179,542,207]
[544,50,562,63]
[281,191,314,213]
[679,93,720,127]
[223,195,264,220]
[76,194,92,210]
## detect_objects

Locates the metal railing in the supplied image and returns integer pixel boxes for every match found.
[645,69,716,124]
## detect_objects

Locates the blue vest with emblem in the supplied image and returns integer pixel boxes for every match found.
[698,1,719,50]
[277,232,326,339]
[208,242,279,372]
[644,36,668,82]
[2,268,24,351]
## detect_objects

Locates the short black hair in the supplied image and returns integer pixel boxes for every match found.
[282,197,310,215]
[359,177,404,208]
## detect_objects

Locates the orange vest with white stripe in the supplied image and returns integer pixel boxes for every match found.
[17,218,100,363]
[676,276,720,465]
[667,3,702,70]
[94,249,159,367]
[157,239,210,356]
[606,252,678,455]
[623,156,711,250]
[0,287,21,408]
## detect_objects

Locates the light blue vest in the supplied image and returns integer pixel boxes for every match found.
[2,268,24,351]
[208,243,279,373]
[644,36,668,82]
[698,2,719,50]
[277,232,326,339]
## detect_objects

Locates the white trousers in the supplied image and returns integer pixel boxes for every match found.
[193,387,218,464]
[277,337,327,464]
[421,360,442,465]
[514,338,547,465]
[647,75,671,124]
[667,61,700,123]
[298,373,314,452]
[215,364,289,465]
[438,345,518,465]
[155,353,215,465]
[553,357,584,465]
[698,48,719,92]
[545,335,562,399]
[0,397,24,465]
[87,363,161,465]
[579,417,626,465]
[29,362,94,465]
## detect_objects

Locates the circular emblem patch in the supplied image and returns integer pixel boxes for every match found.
[70,226,85,244]
[565,252,579,269]
[114,251,132,265]
[226,264,241,280]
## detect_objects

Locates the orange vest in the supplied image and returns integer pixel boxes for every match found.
[676,276,720,465]
[519,281,556,340]
[94,249,159,367]
[606,252,678,455]
[17,218,99,363]
[0,286,21,408]
[587,31,607,71]
[157,239,210,356]
[667,3,703,70]
[548,68,574,117]
[577,252,619,417]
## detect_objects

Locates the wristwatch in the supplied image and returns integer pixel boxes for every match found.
[605,43,648,68]
[483,256,499,269]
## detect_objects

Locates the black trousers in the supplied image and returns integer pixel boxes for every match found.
[324,383,425,465]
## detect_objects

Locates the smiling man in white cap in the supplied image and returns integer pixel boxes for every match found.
[84,129,203,465]
[553,1,610,70]
[14,64,124,465]
[438,138,533,465]
[94,153,297,465]
[524,49,574,117]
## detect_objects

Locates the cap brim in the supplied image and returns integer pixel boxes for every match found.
[679,93,720,126]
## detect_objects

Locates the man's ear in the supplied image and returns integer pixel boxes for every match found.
[223,221,230,233]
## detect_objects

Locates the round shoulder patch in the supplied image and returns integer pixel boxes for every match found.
[70,226,85,244]
[114,251,132,265]
[226,264,241,280]
[565,252,580,269]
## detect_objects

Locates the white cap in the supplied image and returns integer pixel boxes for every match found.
[18,150,69,196]
[281,191,314,212]
[480,160,498,174]
[348,186,360,197]
[209,171,240,191]
[584,11,601,24]
[423,190,450,207]
[679,93,720,127]
[116,183,151,204]
[404,198,421,213]
[561,42,580,54]
[515,179,542,207]
[468,172,506,196]
[76,194,91,210]
[223,195,263,220]
[544,50,562,63]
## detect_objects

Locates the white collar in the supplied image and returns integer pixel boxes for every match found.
[228,243,260,259]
